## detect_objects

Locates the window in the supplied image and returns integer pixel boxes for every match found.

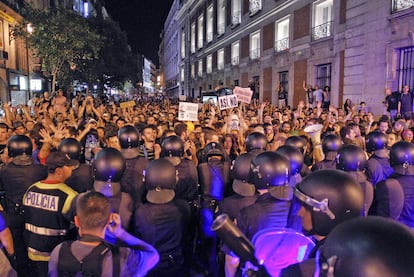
[191,23,196,53]
[198,59,203,77]
[198,14,204,49]
[217,49,224,70]
[191,63,195,78]
[181,30,186,58]
[217,0,226,35]
[397,46,414,91]
[180,66,184,82]
[392,0,414,13]
[250,30,261,60]
[275,17,289,52]
[206,5,214,42]
[206,54,212,73]
[232,0,241,25]
[279,71,289,93]
[249,0,262,15]
[312,0,333,40]
[234,79,239,86]
[231,41,240,65]
[316,63,332,88]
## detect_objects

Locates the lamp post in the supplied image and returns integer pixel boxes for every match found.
[26,23,33,99]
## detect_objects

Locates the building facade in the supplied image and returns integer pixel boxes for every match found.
[170,0,414,114]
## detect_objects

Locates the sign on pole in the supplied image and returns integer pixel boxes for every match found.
[178,102,199,121]
[233,86,253,104]
[218,94,239,110]
[119,101,136,109]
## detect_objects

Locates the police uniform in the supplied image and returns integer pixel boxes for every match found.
[120,155,148,207]
[175,158,198,202]
[366,153,394,186]
[23,180,78,274]
[65,163,94,193]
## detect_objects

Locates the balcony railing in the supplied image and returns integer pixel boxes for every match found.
[312,21,332,41]
[232,11,241,25]
[231,56,239,65]
[392,0,414,12]
[217,23,226,35]
[275,37,289,52]
[250,49,260,60]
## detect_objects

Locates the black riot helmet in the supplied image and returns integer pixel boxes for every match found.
[231,152,256,196]
[58,138,82,160]
[160,135,184,158]
[285,136,307,154]
[322,134,341,154]
[294,169,364,236]
[276,145,304,176]
[390,141,414,167]
[245,132,267,152]
[366,131,388,153]
[93,148,126,183]
[8,135,32,157]
[203,142,226,162]
[118,125,140,149]
[318,217,414,277]
[144,159,177,204]
[336,144,367,172]
[249,151,290,196]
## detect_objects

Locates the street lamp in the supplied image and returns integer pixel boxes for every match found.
[26,23,33,99]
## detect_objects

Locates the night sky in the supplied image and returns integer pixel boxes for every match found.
[105,0,174,67]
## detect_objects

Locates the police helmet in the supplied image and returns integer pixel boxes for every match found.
[285,136,307,154]
[390,141,414,167]
[294,169,364,236]
[249,151,290,190]
[58,138,81,160]
[318,217,414,277]
[144,159,177,204]
[203,142,226,162]
[118,125,140,149]
[336,144,367,171]
[8,135,32,157]
[245,132,267,152]
[276,145,304,175]
[160,135,184,158]
[231,152,256,196]
[322,134,341,154]
[366,131,388,153]
[93,148,126,183]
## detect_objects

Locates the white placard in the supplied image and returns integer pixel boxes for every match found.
[218,95,238,110]
[233,86,253,104]
[178,102,199,121]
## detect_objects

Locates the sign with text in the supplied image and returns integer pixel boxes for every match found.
[218,95,239,110]
[233,86,253,104]
[178,102,199,121]
[119,101,136,109]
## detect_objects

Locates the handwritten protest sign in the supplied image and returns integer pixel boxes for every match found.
[178,102,199,121]
[218,95,238,110]
[119,101,136,109]
[233,86,253,104]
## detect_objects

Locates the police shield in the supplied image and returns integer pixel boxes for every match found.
[251,228,315,277]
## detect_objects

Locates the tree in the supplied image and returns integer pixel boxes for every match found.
[12,6,102,93]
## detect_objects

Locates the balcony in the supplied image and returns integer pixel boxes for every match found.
[232,11,241,26]
[392,0,414,12]
[312,21,332,41]
[250,48,260,60]
[231,56,239,65]
[217,23,226,35]
[275,37,289,52]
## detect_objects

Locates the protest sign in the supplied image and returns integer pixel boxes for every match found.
[119,101,136,109]
[233,86,253,104]
[218,94,238,110]
[178,102,199,121]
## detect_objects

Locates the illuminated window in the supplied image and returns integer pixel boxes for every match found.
[249,0,262,15]
[207,54,212,73]
[232,0,241,25]
[191,23,196,53]
[316,63,332,88]
[198,14,204,49]
[207,5,214,42]
[275,17,289,52]
[217,49,224,70]
[312,0,333,40]
[250,30,260,60]
[198,59,203,77]
[217,0,226,35]
[181,30,186,58]
[231,41,239,65]
[191,63,195,78]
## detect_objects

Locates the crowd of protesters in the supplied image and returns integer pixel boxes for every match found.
[0,84,412,276]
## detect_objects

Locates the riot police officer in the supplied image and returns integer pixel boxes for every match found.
[311,134,341,171]
[281,169,364,277]
[93,148,133,231]
[0,135,47,275]
[365,131,393,186]
[58,138,93,193]
[245,132,267,154]
[118,125,148,207]
[285,136,311,176]
[374,141,414,228]
[135,159,191,277]
[276,145,304,187]
[317,217,414,276]
[336,144,373,216]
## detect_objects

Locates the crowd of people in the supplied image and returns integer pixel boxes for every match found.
[0,85,412,276]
